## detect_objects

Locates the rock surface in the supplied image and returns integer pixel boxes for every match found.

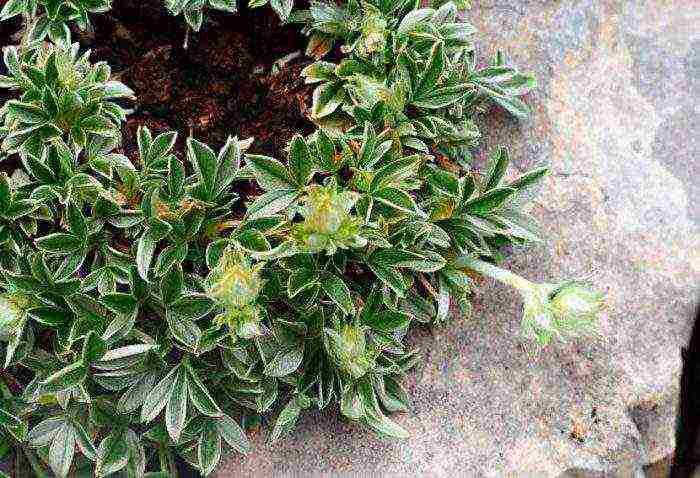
[217,0,699,475]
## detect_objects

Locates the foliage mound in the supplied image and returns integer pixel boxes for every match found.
[0,1,603,476]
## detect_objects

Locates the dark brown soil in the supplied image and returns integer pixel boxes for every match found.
[93,0,314,159]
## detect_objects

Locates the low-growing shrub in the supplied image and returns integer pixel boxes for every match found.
[0,1,603,476]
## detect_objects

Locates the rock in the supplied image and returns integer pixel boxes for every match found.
[216,0,699,475]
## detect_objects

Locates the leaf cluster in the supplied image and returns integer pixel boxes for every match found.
[0,43,134,159]
[0,0,112,45]
[165,0,295,32]
[0,2,560,477]
[297,0,536,160]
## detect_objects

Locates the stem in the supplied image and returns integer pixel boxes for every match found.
[158,445,179,478]
[183,28,190,50]
[452,255,533,292]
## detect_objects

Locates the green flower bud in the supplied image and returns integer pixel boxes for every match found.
[550,280,604,331]
[326,324,375,379]
[206,250,264,339]
[521,281,604,346]
[293,184,366,255]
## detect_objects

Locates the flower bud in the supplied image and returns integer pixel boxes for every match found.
[550,281,604,331]
[206,250,264,339]
[327,324,374,379]
[520,281,603,346]
[293,184,366,254]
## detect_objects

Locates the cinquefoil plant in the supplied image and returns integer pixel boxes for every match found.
[0,1,604,477]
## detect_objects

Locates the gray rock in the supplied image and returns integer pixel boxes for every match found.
[217,0,699,475]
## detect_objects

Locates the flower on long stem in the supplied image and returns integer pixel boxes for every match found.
[453,255,605,346]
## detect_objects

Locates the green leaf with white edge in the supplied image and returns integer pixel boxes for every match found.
[187,363,223,417]
[374,187,423,216]
[169,294,214,321]
[246,154,294,191]
[49,422,76,478]
[320,273,355,315]
[99,81,135,99]
[365,410,410,439]
[264,345,304,377]
[288,135,314,187]
[148,130,178,166]
[94,344,157,371]
[418,42,445,95]
[36,233,84,253]
[167,311,202,348]
[101,292,138,315]
[95,431,129,477]
[81,331,106,364]
[393,250,446,273]
[364,310,410,332]
[425,164,459,197]
[137,126,152,161]
[484,147,509,191]
[246,189,298,220]
[166,366,188,442]
[66,202,87,240]
[187,137,218,200]
[136,230,157,280]
[508,166,549,192]
[185,7,204,30]
[27,417,64,447]
[73,421,97,462]
[268,397,302,443]
[463,187,515,215]
[397,8,434,35]
[3,46,20,77]
[214,135,245,196]
[287,268,318,298]
[41,361,87,393]
[217,414,251,454]
[198,420,222,477]
[412,84,471,109]
[481,85,531,119]
[141,367,178,423]
[311,81,345,119]
[161,264,184,305]
[367,261,406,297]
[301,61,336,84]
[81,115,114,135]
[7,101,47,124]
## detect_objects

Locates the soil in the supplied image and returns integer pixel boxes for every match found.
[1,0,315,165]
